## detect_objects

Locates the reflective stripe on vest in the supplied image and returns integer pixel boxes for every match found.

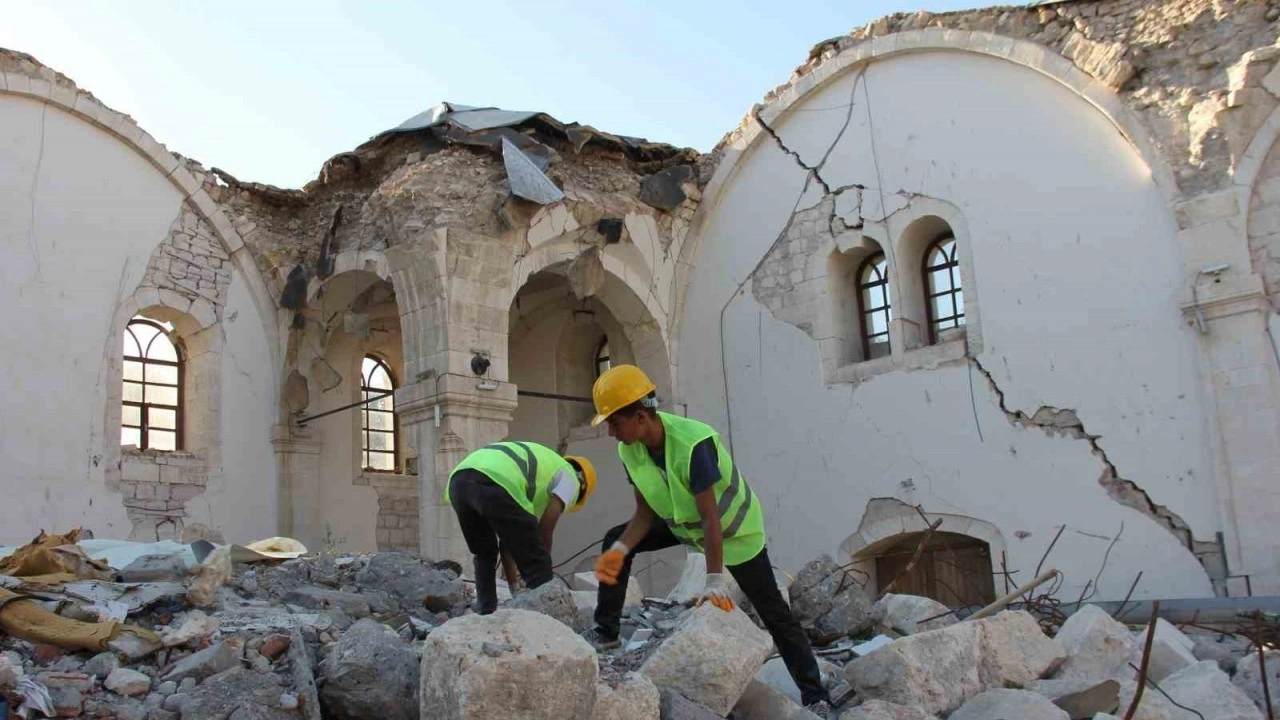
[446,441,566,518]
[481,442,538,503]
[619,412,765,566]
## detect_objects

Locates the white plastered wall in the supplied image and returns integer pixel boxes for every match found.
[678,49,1218,600]
[0,92,278,545]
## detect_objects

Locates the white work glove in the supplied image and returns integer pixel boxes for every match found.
[696,572,736,612]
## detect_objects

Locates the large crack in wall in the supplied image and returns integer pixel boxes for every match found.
[969,357,1225,586]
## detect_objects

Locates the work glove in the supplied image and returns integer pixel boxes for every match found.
[696,572,736,612]
[595,541,629,586]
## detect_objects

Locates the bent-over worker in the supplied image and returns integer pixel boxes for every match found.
[446,441,596,614]
[585,365,833,717]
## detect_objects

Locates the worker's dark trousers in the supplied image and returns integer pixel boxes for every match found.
[594,522,829,706]
[449,469,554,614]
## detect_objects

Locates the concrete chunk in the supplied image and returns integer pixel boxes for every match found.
[949,688,1070,720]
[320,619,418,720]
[282,587,372,618]
[1053,605,1138,683]
[640,604,773,716]
[506,580,580,630]
[421,609,597,719]
[591,673,660,720]
[789,554,874,643]
[104,668,151,697]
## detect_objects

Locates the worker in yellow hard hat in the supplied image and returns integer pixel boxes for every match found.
[585,365,833,717]
[444,441,596,615]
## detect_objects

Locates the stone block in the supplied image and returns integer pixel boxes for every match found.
[320,619,418,720]
[180,667,294,720]
[949,689,1069,720]
[639,604,773,716]
[1135,619,1199,682]
[732,678,822,720]
[120,553,187,583]
[1031,678,1121,719]
[1175,191,1241,229]
[1118,661,1264,720]
[1190,630,1251,673]
[838,699,937,719]
[506,580,580,630]
[844,620,982,716]
[591,673,660,720]
[162,640,239,683]
[1232,650,1280,717]
[421,610,597,719]
[1052,605,1138,683]
[975,610,1066,688]
[105,668,151,696]
[872,594,956,635]
[658,690,722,720]
[755,656,841,705]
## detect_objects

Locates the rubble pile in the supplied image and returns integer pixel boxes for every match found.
[0,530,468,720]
[0,535,1271,720]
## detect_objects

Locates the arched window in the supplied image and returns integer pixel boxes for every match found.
[856,252,891,360]
[924,233,965,342]
[595,338,612,378]
[122,317,182,451]
[361,356,397,471]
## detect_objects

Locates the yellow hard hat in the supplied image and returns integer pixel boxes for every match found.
[591,365,656,426]
[563,455,596,512]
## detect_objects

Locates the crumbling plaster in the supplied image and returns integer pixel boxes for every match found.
[677,37,1229,599]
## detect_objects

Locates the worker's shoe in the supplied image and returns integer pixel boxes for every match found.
[582,627,621,651]
[804,700,833,719]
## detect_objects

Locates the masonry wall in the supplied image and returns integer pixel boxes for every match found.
[0,90,278,545]
[678,50,1221,601]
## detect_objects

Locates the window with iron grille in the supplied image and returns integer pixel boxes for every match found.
[122,318,182,451]
[924,233,965,342]
[857,252,891,360]
[361,355,397,472]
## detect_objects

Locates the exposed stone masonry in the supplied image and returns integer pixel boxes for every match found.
[139,201,232,315]
[721,0,1280,197]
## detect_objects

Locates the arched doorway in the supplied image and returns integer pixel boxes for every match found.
[868,530,997,608]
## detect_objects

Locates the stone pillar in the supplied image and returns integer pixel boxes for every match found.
[397,373,518,565]
[1181,273,1280,595]
[271,424,323,547]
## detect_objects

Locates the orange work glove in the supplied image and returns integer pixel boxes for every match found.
[695,572,736,612]
[595,541,629,586]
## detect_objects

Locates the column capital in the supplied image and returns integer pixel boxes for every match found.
[270,424,322,454]
[1180,273,1269,325]
[396,373,518,427]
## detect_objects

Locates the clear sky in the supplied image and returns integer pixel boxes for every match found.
[3,0,979,189]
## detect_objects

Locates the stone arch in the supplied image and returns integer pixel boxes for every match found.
[673,29,1179,350]
[838,498,1006,603]
[513,239,674,404]
[0,69,280,371]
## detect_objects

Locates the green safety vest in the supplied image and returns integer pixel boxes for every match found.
[620,412,766,566]
[445,441,571,519]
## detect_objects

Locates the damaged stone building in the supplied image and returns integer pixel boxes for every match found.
[4,0,1280,606]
